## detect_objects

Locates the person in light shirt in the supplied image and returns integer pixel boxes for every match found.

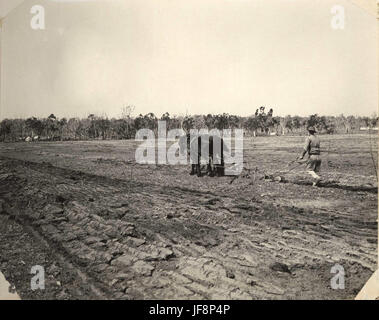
[298,126,321,186]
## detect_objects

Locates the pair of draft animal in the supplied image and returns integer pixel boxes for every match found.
[178,134,227,177]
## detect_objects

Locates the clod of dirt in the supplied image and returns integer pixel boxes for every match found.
[270,262,291,274]
[204,198,219,205]
[9,285,17,294]
[248,279,257,286]
[44,204,64,215]
[55,195,66,203]
[48,264,61,277]
[0,173,17,181]
[132,260,155,276]
[69,174,81,181]
[194,237,218,248]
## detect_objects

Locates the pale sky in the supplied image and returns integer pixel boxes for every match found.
[0,0,377,119]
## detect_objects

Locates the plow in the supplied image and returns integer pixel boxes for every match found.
[263,159,308,182]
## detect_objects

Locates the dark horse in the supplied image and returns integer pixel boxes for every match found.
[179,133,227,177]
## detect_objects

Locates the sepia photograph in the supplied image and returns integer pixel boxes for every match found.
[0,0,378,305]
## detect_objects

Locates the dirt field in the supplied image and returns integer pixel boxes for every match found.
[0,134,377,300]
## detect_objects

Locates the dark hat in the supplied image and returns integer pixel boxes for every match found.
[307,126,316,133]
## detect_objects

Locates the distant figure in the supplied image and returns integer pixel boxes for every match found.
[298,126,321,186]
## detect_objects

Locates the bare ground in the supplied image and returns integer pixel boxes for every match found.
[0,134,377,299]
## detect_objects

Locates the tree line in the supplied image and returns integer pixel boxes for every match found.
[0,106,377,142]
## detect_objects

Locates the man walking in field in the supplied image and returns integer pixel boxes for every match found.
[298,126,321,186]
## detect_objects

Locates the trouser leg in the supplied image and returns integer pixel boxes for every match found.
[307,170,320,180]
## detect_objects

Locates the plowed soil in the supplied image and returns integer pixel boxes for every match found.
[0,134,377,299]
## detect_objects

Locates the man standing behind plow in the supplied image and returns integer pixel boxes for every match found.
[298,126,322,186]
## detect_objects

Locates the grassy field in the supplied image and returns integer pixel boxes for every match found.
[0,134,377,299]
